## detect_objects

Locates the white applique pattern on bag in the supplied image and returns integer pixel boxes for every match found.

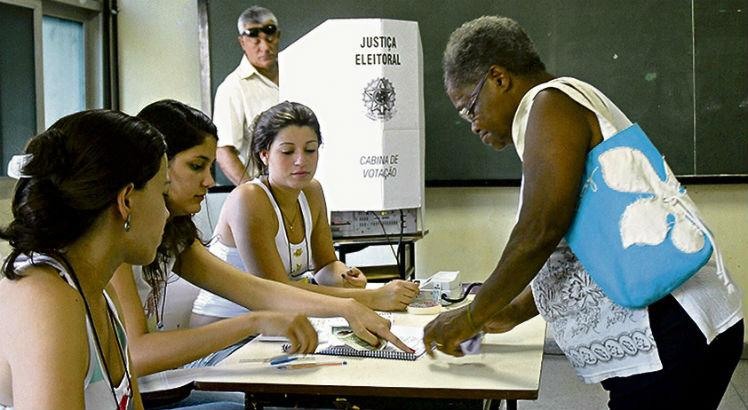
[597,147,706,254]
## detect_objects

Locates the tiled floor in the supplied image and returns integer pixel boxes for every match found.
[518,353,748,410]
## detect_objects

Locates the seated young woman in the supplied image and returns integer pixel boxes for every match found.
[108,100,412,383]
[191,101,419,325]
[0,110,169,409]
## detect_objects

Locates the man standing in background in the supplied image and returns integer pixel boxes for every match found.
[214,5,280,185]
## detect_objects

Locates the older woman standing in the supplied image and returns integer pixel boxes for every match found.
[423,16,743,410]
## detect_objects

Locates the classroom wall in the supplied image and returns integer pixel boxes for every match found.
[115,1,748,340]
[117,0,202,115]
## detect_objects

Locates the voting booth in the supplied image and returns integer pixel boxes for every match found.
[279,19,425,220]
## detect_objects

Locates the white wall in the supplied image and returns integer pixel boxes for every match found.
[115,1,748,340]
[117,0,202,115]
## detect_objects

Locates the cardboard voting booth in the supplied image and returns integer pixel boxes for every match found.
[279,19,425,213]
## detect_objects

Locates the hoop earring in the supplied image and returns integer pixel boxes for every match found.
[124,214,132,232]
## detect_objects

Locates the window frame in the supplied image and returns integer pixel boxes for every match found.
[0,0,104,133]
[41,0,104,127]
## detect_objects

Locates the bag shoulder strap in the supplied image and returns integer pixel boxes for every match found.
[512,77,632,159]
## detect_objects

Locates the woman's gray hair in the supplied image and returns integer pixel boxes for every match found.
[237,5,278,33]
[443,16,545,91]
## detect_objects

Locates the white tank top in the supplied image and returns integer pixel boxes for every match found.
[3,254,133,409]
[249,178,314,279]
[191,178,314,318]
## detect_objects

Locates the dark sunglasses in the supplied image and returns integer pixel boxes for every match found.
[240,24,278,39]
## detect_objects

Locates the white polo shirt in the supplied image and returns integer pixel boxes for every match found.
[212,55,279,165]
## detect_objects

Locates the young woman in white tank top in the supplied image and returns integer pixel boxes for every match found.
[192,102,420,323]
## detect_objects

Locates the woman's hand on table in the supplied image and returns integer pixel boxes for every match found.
[369,280,419,311]
[253,311,318,354]
[342,299,415,353]
[341,266,367,288]
[423,306,478,358]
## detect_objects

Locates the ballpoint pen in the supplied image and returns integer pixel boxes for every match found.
[269,355,299,366]
[238,354,299,365]
[277,361,347,370]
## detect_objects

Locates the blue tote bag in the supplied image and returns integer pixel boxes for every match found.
[565,123,718,308]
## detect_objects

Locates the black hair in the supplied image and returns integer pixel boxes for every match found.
[0,109,166,279]
[251,101,322,176]
[137,99,218,161]
[136,99,218,290]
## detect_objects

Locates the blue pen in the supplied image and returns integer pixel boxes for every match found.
[277,361,347,370]
[269,355,298,366]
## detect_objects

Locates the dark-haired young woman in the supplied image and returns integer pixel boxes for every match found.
[0,110,169,409]
[192,101,419,327]
[108,100,412,392]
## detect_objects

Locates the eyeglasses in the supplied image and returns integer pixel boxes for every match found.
[458,72,489,123]
[240,24,278,41]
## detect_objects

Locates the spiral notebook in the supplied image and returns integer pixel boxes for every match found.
[283,324,426,361]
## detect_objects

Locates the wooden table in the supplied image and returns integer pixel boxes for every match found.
[184,313,546,409]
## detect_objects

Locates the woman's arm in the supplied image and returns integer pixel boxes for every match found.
[470,89,596,321]
[305,181,366,288]
[223,183,417,311]
[481,286,539,334]
[108,263,316,376]
[176,242,413,352]
[4,270,88,409]
[425,88,596,356]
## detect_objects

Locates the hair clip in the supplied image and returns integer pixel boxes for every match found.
[7,154,32,179]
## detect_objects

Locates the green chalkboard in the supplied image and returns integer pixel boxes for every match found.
[0,2,37,176]
[204,0,748,184]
